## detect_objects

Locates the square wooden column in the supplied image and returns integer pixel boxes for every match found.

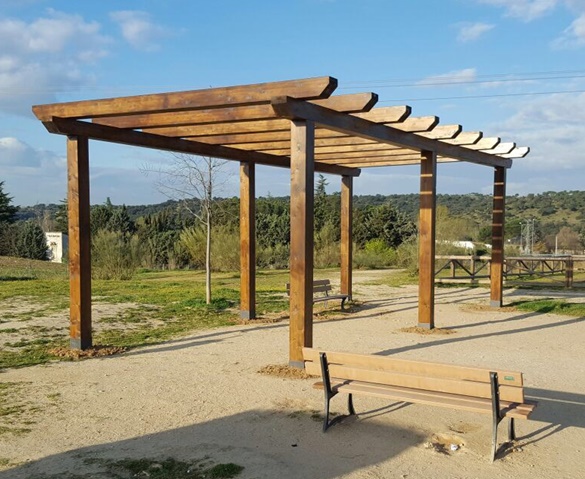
[340,175,353,300]
[490,166,507,307]
[239,161,256,319]
[418,150,437,329]
[67,136,92,349]
[289,120,315,367]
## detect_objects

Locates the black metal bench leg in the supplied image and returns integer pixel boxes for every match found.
[508,417,516,441]
[348,393,356,416]
[491,414,499,462]
[341,297,347,310]
[323,393,331,432]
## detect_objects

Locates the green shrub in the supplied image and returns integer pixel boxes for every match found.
[92,230,141,280]
[354,239,396,269]
[15,221,48,260]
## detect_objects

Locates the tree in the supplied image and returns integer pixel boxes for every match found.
[0,181,18,224]
[145,154,230,304]
[15,221,48,260]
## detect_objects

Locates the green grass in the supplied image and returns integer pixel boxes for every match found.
[510,298,585,316]
[364,269,418,287]
[0,258,291,369]
[75,457,244,479]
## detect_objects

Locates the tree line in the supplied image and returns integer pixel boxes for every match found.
[2,179,585,280]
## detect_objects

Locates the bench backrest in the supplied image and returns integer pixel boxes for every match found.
[303,348,525,403]
[286,279,332,295]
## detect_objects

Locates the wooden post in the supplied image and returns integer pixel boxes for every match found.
[418,150,437,329]
[240,161,256,319]
[490,167,506,307]
[289,120,315,367]
[565,257,574,288]
[67,136,92,349]
[340,175,353,300]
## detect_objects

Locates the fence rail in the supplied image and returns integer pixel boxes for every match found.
[435,255,582,287]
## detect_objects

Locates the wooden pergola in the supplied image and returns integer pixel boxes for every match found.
[32,76,528,367]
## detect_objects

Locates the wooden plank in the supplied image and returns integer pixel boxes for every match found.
[465,137,500,150]
[502,146,530,158]
[46,118,361,177]
[490,167,506,308]
[419,150,437,329]
[105,93,378,130]
[325,364,524,402]
[67,136,92,349]
[239,162,256,319]
[444,132,482,145]
[312,380,534,419]
[481,142,515,155]
[271,97,513,168]
[33,76,338,121]
[341,176,353,299]
[302,348,524,387]
[418,124,462,139]
[289,120,315,367]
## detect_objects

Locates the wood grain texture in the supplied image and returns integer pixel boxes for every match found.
[67,136,92,349]
[239,162,256,319]
[490,167,506,307]
[418,150,437,329]
[340,176,353,299]
[289,120,315,364]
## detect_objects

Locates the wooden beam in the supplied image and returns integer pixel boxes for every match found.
[340,176,353,299]
[490,167,506,308]
[502,146,530,158]
[33,76,338,121]
[465,137,500,150]
[240,162,256,319]
[418,124,462,139]
[46,117,361,177]
[481,142,515,155]
[444,132,482,145]
[97,93,378,130]
[67,136,92,349]
[418,150,437,329]
[289,120,315,367]
[271,97,512,168]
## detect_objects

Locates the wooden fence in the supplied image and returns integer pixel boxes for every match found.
[435,255,583,287]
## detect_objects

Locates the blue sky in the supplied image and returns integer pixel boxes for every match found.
[2,0,585,206]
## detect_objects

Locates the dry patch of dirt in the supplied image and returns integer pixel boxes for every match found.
[398,326,457,335]
[48,346,127,360]
[258,364,316,379]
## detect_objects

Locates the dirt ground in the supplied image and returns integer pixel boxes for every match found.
[1,270,584,478]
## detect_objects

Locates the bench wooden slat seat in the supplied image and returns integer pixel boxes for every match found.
[286,279,348,309]
[303,347,538,462]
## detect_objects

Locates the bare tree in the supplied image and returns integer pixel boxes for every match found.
[145,154,230,304]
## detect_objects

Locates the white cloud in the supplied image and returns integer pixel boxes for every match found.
[110,10,168,51]
[457,22,495,42]
[552,12,585,47]
[494,93,585,176]
[417,68,477,87]
[0,9,110,116]
[478,0,559,21]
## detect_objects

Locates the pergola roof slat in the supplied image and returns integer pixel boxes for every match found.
[270,96,513,168]
[33,76,338,122]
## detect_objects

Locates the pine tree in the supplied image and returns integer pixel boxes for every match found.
[0,181,18,224]
[15,221,48,260]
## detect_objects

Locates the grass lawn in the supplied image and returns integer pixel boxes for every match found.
[0,257,293,369]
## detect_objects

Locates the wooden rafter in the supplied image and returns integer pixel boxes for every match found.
[271,96,513,168]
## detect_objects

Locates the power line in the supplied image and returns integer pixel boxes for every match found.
[378,88,585,103]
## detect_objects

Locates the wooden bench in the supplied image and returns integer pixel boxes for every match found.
[303,347,537,461]
[286,279,348,310]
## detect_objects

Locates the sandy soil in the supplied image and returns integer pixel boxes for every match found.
[1,270,584,478]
